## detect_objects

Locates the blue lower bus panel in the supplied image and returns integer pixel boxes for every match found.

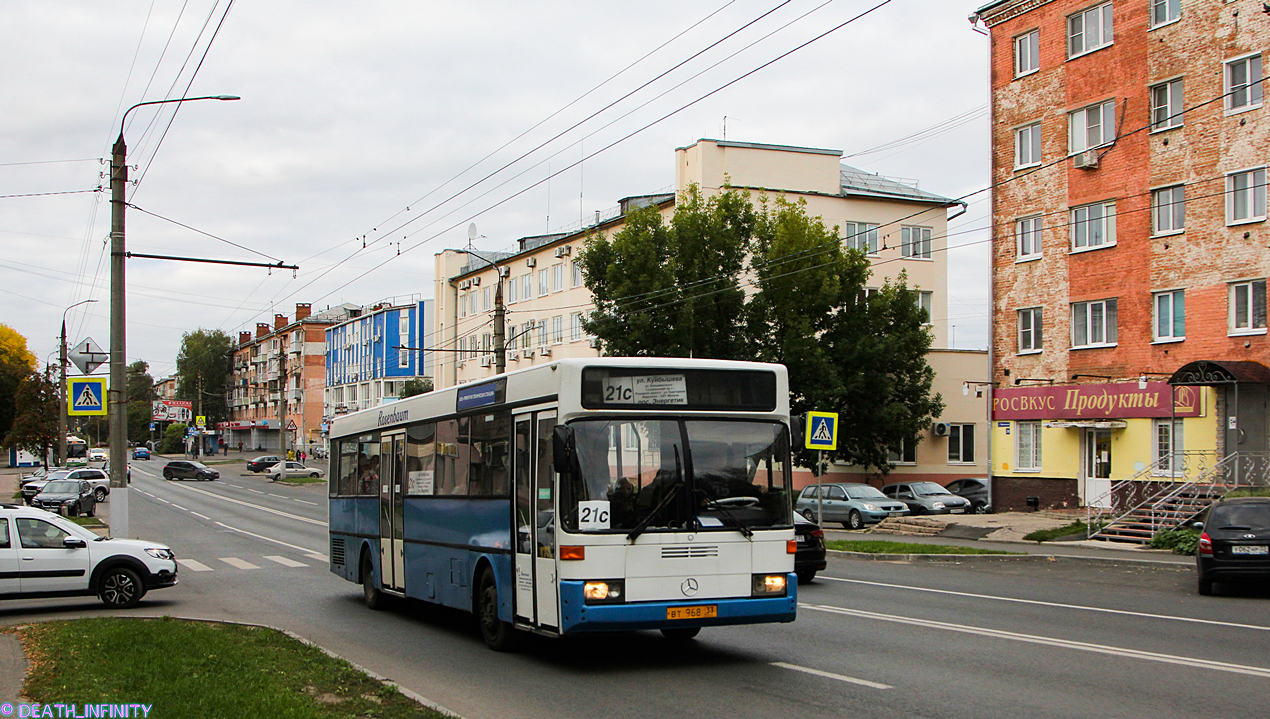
[558,576,797,634]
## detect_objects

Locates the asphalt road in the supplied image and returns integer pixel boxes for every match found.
[3,461,1268,719]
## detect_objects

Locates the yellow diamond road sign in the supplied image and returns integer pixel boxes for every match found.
[805,411,838,451]
[68,378,107,416]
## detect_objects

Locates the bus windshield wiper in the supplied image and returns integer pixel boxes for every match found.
[698,491,753,539]
[627,446,684,542]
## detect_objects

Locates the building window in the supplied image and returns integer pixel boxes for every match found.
[1068,2,1113,58]
[1226,53,1263,112]
[507,277,518,304]
[1230,279,1267,334]
[1068,100,1116,154]
[1154,289,1185,341]
[571,261,583,288]
[483,287,491,313]
[1014,122,1042,168]
[1150,78,1184,131]
[1015,29,1039,77]
[843,222,879,254]
[1071,201,1116,250]
[1226,168,1267,224]
[916,291,933,324]
[887,440,916,465]
[1018,307,1043,352]
[521,322,533,349]
[948,424,975,464]
[901,226,932,259]
[1154,419,1184,474]
[570,312,584,342]
[1151,185,1185,234]
[481,333,491,353]
[521,274,533,300]
[1016,215,1042,259]
[551,316,564,344]
[1017,421,1042,470]
[536,320,548,346]
[1150,0,1179,28]
[1072,298,1118,348]
[538,269,549,297]
[552,264,564,292]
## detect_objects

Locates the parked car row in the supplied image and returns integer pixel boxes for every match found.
[795,478,989,529]
[21,468,110,505]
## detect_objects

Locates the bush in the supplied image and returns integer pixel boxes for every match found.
[160,422,187,454]
[1150,527,1200,555]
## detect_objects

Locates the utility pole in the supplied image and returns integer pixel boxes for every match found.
[494,271,506,374]
[108,130,130,537]
[277,338,288,455]
[58,321,68,466]
[197,372,204,457]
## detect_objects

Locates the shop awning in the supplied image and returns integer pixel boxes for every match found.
[1170,360,1270,385]
[1042,420,1127,429]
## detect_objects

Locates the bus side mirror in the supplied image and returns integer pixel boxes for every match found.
[552,425,575,475]
[791,416,805,443]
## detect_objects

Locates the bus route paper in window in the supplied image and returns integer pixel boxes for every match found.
[408,470,434,495]
[578,500,611,530]
[602,374,687,405]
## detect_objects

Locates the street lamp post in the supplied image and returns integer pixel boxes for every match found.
[59,299,97,466]
[109,94,238,538]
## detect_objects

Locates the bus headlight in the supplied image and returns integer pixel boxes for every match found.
[752,574,787,597]
[583,580,624,604]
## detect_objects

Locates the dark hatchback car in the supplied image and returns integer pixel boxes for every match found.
[246,455,284,473]
[945,478,991,514]
[162,460,219,481]
[881,481,972,515]
[1196,497,1270,595]
[31,479,97,517]
[793,513,827,584]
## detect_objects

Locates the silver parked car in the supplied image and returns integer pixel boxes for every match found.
[796,483,910,529]
[266,461,325,481]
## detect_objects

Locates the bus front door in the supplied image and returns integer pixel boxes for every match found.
[379,431,406,592]
[513,411,559,629]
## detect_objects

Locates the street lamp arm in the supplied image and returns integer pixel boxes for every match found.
[119,95,241,139]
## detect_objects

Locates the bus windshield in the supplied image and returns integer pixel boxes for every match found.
[562,419,792,534]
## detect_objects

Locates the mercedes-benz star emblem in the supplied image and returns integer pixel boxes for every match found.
[681,578,699,597]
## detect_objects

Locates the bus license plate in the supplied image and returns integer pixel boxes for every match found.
[667,605,717,620]
[1232,545,1268,555]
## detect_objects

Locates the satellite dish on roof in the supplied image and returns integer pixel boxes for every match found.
[468,223,478,242]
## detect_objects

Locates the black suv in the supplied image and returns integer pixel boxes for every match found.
[246,455,284,473]
[162,461,219,481]
[1196,497,1270,595]
[31,480,97,517]
[945,478,991,514]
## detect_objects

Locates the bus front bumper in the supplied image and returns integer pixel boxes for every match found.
[559,575,797,634]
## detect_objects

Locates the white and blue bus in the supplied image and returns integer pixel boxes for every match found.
[328,357,797,649]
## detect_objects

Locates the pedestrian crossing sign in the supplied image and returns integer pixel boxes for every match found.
[68,377,108,416]
[805,411,838,451]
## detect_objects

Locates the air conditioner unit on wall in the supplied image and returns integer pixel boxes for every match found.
[1073,150,1099,169]
[472,276,481,286]
[526,257,537,267]
[498,266,510,277]
[458,279,471,290]
[932,422,950,436]
[522,348,535,359]
[479,355,492,367]
[538,346,552,357]
[554,245,572,257]
[508,350,520,361]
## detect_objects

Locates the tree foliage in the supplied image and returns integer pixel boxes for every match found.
[161,422,188,454]
[580,190,943,475]
[2,369,59,468]
[0,323,37,441]
[398,378,432,398]
[175,330,235,425]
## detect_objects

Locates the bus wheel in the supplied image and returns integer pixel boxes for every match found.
[361,554,384,610]
[660,627,700,641]
[477,567,518,651]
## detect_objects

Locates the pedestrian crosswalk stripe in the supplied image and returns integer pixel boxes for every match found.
[177,559,214,572]
[305,553,329,561]
[218,557,260,569]
[264,555,308,568]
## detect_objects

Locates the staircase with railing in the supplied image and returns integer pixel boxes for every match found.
[1086,451,1270,543]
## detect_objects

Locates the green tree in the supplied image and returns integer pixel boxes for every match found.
[175,330,235,425]
[161,422,188,454]
[127,361,157,444]
[398,378,432,398]
[2,369,59,468]
[579,184,754,359]
[0,323,37,441]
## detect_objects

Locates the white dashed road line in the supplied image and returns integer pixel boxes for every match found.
[172,485,325,526]
[214,521,327,560]
[771,662,892,690]
[293,499,318,506]
[264,555,308,568]
[244,488,264,494]
[219,557,260,570]
[191,512,210,520]
[170,504,187,511]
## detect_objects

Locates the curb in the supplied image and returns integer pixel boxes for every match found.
[827,549,1191,568]
[12,616,463,718]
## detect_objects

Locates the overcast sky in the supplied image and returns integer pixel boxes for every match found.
[0,0,990,380]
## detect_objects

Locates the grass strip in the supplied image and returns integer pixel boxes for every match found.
[18,617,449,719]
[826,540,1019,555]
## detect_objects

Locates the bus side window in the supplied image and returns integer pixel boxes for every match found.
[359,437,380,496]
[469,412,511,497]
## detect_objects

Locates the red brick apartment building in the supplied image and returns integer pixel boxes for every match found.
[972,0,1270,510]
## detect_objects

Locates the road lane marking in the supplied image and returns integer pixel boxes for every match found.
[177,559,214,572]
[819,577,1270,632]
[293,499,319,506]
[269,493,287,498]
[219,557,260,570]
[214,521,327,560]
[264,555,308,568]
[191,512,210,520]
[171,484,325,526]
[771,662,891,689]
[244,488,264,494]
[171,504,188,511]
[155,497,170,504]
[803,604,1270,679]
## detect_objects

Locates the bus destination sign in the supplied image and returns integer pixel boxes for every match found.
[602,374,687,405]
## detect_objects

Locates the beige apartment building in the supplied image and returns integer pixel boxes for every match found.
[434,139,989,488]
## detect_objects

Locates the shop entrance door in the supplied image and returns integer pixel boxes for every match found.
[1083,429,1112,508]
